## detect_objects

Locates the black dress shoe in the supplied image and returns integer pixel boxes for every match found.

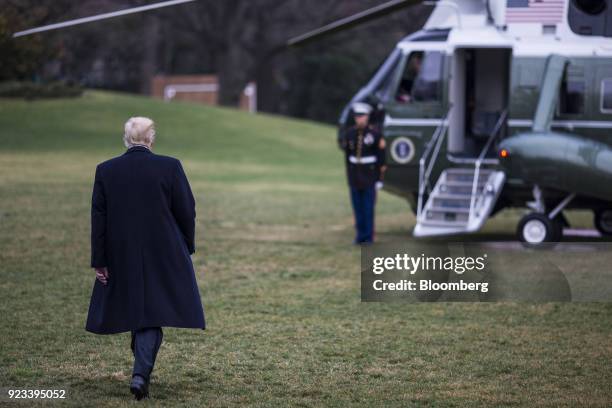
[130,375,149,400]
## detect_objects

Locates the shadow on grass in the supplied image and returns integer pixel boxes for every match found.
[67,372,218,403]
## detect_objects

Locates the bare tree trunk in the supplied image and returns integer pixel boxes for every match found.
[214,0,256,106]
[140,15,160,94]
[217,46,252,106]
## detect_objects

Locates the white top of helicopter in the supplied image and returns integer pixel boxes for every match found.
[397,0,612,57]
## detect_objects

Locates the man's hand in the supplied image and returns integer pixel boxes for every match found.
[379,165,387,183]
[95,267,109,285]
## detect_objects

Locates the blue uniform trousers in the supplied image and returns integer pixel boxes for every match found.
[350,186,376,243]
[130,327,163,381]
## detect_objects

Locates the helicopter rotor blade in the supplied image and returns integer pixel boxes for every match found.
[13,0,198,38]
[287,0,427,47]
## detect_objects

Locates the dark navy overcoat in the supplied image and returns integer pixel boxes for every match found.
[86,145,205,334]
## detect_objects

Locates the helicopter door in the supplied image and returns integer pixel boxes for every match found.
[449,48,511,157]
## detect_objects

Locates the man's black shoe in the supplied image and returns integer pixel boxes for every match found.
[130,375,149,400]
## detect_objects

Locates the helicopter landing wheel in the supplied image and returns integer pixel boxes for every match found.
[594,209,612,236]
[517,213,562,247]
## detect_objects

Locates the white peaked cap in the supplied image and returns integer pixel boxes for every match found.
[352,102,372,115]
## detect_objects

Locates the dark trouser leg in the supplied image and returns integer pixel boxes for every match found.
[362,186,376,243]
[350,187,365,242]
[131,327,163,381]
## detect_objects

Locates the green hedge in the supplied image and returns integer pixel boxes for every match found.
[0,81,83,99]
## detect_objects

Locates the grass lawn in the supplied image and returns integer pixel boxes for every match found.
[0,91,611,407]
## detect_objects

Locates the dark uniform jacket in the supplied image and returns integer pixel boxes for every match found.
[86,145,205,334]
[340,125,386,189]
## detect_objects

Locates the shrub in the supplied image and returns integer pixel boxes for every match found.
[0,81,83,99]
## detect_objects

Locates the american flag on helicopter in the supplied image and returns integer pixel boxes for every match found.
[506,0,566,24]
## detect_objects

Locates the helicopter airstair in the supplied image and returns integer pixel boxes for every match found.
[413,110,507,237]
[413,167,505,236]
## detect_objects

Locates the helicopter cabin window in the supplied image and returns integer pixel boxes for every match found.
[558,77,585,115]
[601,79,612,113]
[396,51,442,103]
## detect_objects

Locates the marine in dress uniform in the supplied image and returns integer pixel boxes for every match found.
[339,102,386,244]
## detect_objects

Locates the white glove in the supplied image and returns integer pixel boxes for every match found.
[375,181,384,190]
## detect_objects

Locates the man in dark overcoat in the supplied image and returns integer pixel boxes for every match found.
[86,116,205,400]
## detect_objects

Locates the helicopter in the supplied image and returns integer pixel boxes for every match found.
[288,0,612,245]
[13,0,612,245]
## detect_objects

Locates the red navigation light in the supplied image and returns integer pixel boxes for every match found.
[499,148,509,158]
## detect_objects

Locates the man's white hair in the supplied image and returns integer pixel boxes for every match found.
[123,117,155,147]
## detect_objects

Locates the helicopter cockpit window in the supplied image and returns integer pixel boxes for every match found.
[559,78,585,115]
[374,64,399,102]
[600,79,612,113]
[373,49,402,101]
[396,51,442,103]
